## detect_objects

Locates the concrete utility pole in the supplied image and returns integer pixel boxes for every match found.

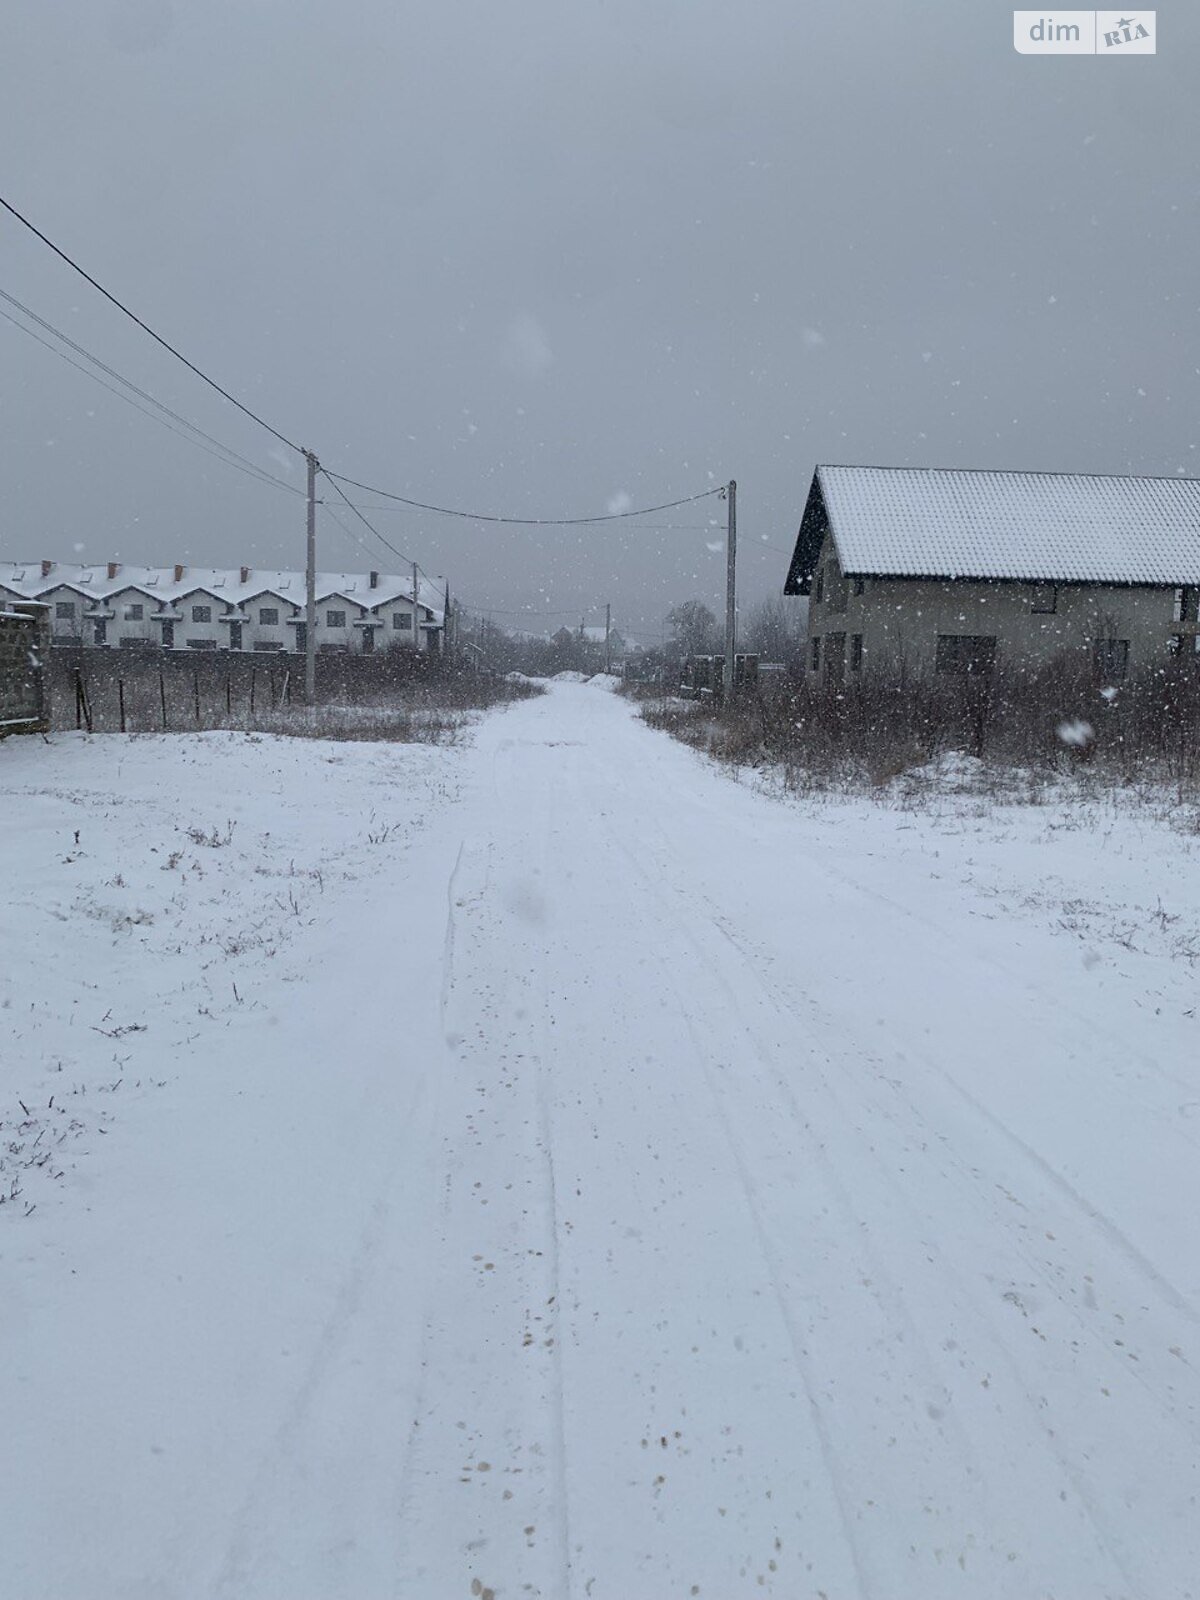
[304,449,319,705]
[412,563,421,653]
[723,478,737,701]
[605,602,612,675]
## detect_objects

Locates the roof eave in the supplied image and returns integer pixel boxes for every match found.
[783,468,833,596]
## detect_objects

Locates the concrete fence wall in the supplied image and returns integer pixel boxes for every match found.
[0,605,50,735]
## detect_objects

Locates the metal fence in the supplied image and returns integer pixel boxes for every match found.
[46,645,434,733]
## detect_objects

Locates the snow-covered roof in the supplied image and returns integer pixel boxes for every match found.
[784,466,1200,592]
[0,563,445,622]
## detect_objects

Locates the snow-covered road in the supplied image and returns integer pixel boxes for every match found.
[4,680,1199,1599]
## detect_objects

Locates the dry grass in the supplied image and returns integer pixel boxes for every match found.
[634,662,1200,808]
[53,667,544,741]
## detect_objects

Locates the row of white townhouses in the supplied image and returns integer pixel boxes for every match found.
[0,562,446,654]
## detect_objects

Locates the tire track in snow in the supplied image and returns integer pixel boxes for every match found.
[610,734,1200,1343]
[586,730,1195,1592]
[628,808,1200,1418]
[210,1066,440,1600]
[395,763,572,1599]
[596,812,1147,1594]
[493,732,575,1600]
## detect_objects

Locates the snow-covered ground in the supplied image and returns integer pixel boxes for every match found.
[2,684,1199,1599]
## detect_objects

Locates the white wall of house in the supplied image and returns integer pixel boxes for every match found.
[38,585,91,646]
[175,590,230,652]
[374,598,422,648]
[245,592,296,652]
[0,565,444,655]
[107,587,163,648]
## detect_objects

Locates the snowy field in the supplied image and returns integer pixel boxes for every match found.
[2,682,1199,1599]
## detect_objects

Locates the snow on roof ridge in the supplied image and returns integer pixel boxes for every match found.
[0,561,444,618]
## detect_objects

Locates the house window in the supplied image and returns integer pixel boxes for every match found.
[192,605,212,623]
[393,611,413,630]
[852,577,866,597]
[259,607,279,626]
[93,620,108,646]
[187,638,218,650]
[319,641,349,653]
[294,623,307,651]
[810,636,821,672]
[229,622,243,651]
[161,621,175,648]
[56,601,76,620]
[936,635,997,675]
[124,603,144,621]
[1093,638,1129,680]
[813,568,824,603]
[1030,584,1058,614]
[1172,587,1198,624]
[850,633,863,671]
[326,609,346,629]
[120,636,155,649]
[252,640,284,652]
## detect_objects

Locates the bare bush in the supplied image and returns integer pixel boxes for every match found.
[49,653,543,742]
[639,657,1200,802]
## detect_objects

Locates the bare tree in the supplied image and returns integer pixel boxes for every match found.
[741,596,808,666]
[666,600,719,659]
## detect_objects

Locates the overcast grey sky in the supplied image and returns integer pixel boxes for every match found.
[4,1,1196,639]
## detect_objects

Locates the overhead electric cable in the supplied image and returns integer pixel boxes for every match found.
[0,289,303,498]
[1,193,726,535]
[321,499,403,570]
[0,305,303,499]
[0,191,303,454]
[321,470,418,570]
[322,471,724,526]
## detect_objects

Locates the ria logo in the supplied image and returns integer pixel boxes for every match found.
[1099,12,1153,47]
[1013,10,1156,53]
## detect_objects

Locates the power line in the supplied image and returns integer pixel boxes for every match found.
[0,289,303,499]
[454,603,600,619]
[0,190,303,454]
[321,470,419,570]
[321,498,413,575]
[1,192,726,537]
[1,306,300,498]
[323,470,725,526]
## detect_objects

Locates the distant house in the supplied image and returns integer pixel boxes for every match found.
[784,466,1200,683]
[0,563,447,656]
[580,624,629,664]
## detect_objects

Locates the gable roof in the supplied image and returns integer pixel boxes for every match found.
[784,465,1200,593]
[0,563,444,623]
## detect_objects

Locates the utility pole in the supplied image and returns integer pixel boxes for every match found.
[723,478,737,701]
[443,579,451,662]
[605,601,612,675]
[412,563,421,654]
[304,449,319,705]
